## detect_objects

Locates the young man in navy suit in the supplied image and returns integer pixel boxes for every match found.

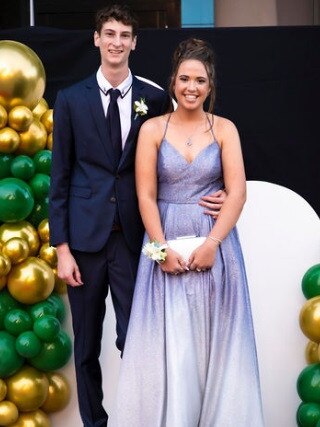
[49,4,225,426]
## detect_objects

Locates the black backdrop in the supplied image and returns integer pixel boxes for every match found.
[1,25,319,216]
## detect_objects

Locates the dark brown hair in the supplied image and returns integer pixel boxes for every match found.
[95,4,139,36]
[169,38,216,113]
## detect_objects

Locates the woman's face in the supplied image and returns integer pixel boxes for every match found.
[173,59,211,111]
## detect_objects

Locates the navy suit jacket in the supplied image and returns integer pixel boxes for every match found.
[49,73,170,253]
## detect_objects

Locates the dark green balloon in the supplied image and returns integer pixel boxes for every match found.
[297,364,320,403]
[27,196,48,227]
[0,177,34,222]
[10,155,35,181]
[302,264,320,299]
[0,331,24,377]
[15,330,42,358]
[28,173,50,200]
[297,402,320,427]
[0,289,20,329]
[46,293,66,322]
[29,330,72,371]
[4,308,33,336]
[33,315,61,342]
[33,149,51,175]
[0,154,13,179]
[27,300,57,321]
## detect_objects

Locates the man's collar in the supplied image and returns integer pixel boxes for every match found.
[96,67,133,97]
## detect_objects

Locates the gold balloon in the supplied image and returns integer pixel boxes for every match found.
[0,379,7,401]
[0,40,45,111]
[0,221,40,256]
[41,372,70,413]
[9,409,50,427]
[2,237,30,264]
[305,340,320,364]
[0,400,19,425]
[46,132,53,151]
[37,219,49,243]
[32,98,48,120]
[52,268,67,294]
[39,243,57,268]
[0,127,20,153]
[7,257,54,304]
[0,253,11,276]
[300,296,320,342]
[40,109,53,134]
[8,106,33,132]
[0,105,8,129]
[17,119,47,156]
[6,366,49,412]
[0,275,7,291]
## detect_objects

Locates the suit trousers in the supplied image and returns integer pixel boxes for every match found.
[68,230,140,427]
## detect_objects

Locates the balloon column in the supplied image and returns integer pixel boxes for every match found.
[297,264,320,427]
[0,41,71,426]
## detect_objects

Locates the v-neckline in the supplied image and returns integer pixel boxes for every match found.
[162,138,219,165]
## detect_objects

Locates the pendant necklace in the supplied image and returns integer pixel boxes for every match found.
[184,114,207,147]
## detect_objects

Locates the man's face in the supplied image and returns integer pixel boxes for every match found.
[94,19,137,68]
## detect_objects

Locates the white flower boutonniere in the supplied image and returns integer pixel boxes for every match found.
[142,240,168,264]
[133,98,148,119]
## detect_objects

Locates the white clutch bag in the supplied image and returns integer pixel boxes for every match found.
[167,235,206,260]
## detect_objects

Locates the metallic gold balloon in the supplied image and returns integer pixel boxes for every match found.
[0,221,40,255]
[8,106,33,132]
[41,372,70,413]
[0,253,11,276]
[17,119,47,156]
[6,365,49,412]
[0,41,45,111]
[52,269,67,294]
[0,275,6,291]
[305,341,320,364]
[0,379,7,401]
[32,98,48,121]
[9,409,50,427]
[0,127,20,153]
[7,257,54,304]
[2,237,30,264]
[300,296,320,343]
[37,219,49,243]
[39,243,57,268]
[40,109,53,134]
[46,133,53,151]
[0,400,19,425]
[0,106,8,129]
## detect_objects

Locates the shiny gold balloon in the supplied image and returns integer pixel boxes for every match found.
[0,127,20,153]
[40,109,53,134]
[32,98,48,120]
[2,237,30,264]
[46,132,53,151]
[37,219,49,243]
[0,275,6,291]
[39,243,57,268]
[0,41,45,111]
[305,340,320,364]
[7,257,54,304]
[300,296,320,342]
[0,253,11,276]
[0,400,19,425]
[17,119,47,156]
[0,379,7,401]
[0,221,40,256]
[41,372,70,413]
[52,268,67,294]
[6,366,49,412]
[9,409,50,427]
[8,106,33,132]
[0,105,8,129]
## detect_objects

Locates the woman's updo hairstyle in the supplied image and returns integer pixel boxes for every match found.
[169,38,216,113]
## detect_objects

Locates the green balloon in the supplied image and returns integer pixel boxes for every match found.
[0,289,20,329]
[297,364,320,403]
[33,315,61,342]
[27,196,48,227]
[4,308,33,336]
[46,293,66,322]
[302,264,320,299]
[0,177,34,222]
[10,155,35,181]
[0,331,24,377]
[29,330,72,371]
[297,402,320,427]
[316,420,320,427]
[15,330,42,358]
[33,150,51,175]
[0,154,13,179]
[27,300,57,321]
[28,173,50,200]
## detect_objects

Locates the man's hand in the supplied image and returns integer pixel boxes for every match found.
[198,189,227,219]
[56,243,83,287]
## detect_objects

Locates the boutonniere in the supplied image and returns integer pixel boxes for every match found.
[133,98,148,119]
[142,240,168,264]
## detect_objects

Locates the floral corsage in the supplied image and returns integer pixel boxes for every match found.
[133,98,148,119]
[142,240,168,264]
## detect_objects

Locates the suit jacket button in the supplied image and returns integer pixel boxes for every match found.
[110,196,116,203]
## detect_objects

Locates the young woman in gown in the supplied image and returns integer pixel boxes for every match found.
[109,38,264,427]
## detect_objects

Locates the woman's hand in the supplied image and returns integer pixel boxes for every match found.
[160,248,189,275]
[188,239,218,271]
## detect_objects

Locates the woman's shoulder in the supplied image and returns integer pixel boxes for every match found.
[212,114,239,143]
[140,114,170,135]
